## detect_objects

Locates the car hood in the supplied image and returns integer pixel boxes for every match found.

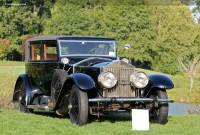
[93,60,134,68]
[105,60,134,68]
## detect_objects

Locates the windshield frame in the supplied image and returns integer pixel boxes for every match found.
[58,40,117,58]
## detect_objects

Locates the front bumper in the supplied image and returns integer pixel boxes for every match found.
[89,98,174,103]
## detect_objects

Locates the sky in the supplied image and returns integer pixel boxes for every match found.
[188,3,200,24]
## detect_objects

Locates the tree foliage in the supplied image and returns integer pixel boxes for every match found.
[0,39,10,60]
[44,0,155,66]
[147,1,200,74]
[178,55,200,92]
[177,32,200,92]
[0,0,200,75]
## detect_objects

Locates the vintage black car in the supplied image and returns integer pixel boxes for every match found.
[13,36,174,126]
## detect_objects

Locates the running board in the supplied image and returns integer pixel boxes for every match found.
[88,98,174,103]
[27,105,53,112]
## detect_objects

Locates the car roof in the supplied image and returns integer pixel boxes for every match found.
[25,36,116,63]
[27,36,115,42]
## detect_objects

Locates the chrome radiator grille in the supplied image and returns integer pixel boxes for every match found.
[102,67,135,98]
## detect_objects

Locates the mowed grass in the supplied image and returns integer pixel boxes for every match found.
[1,61,200,134]
[0,110,200,135]
[0,61,25,109]
[0,61,24,83]
[0,60,24,66]
[0,61,25,91]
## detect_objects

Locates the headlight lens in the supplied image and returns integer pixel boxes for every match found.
[98,71,117,88]
[130,71,149,88]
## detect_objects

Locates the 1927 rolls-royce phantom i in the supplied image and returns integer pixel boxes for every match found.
[13,36,174,126]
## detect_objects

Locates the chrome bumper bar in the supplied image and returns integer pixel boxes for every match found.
[89,98,174,103]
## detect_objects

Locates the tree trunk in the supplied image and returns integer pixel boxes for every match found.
[33,5,41,16]
[190,78,194,92]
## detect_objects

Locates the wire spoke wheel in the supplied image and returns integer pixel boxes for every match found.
[70,93,79,120]
[69,85,88,126]
[52,76,62,104]
[51,70,68,105]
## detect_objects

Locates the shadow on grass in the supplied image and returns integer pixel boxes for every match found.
[33,111,69,119]
[32,111,131,124]
[88,112,132,124]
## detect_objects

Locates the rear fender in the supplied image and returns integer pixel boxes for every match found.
[13,74,42,105]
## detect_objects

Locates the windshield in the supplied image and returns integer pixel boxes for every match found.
[58,40,116,57]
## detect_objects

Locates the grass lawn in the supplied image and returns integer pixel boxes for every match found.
[0,60,24,66]
[0,110,200,135]
[0,61,25,109]
[0,61,200,134]
[0,60,200,109]
[0,61,25,91]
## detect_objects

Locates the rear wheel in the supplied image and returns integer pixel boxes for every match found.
[19,82,33,113]
[149,89,169,124]
[68,85,88,126]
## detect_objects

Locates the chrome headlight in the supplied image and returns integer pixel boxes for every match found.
[98,71,117,88]
[130,71,149,88]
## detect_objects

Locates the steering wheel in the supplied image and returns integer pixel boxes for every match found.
[87,48,99,54]
[87,48,105,54]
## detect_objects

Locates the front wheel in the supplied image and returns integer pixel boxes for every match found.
[149,89,169,124]
[68,85,88,126]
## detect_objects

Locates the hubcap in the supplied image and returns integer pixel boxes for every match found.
[68,103,72,111]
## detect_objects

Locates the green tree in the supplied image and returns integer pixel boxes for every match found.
[0,39,10,60]
[0,5,41,60]
[0,6,40,38]
[178,56,200,92]
[148,1,199,74]
[44,0,153,66]
[178,34,200,91]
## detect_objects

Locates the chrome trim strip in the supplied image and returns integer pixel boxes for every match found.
[89,98,174,103]
[27,105,53,111]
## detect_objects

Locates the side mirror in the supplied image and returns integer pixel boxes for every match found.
[61,57,69,64]
[61,57,69,69]
[125,44,130,50]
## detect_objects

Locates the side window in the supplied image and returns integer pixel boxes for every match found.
[30,43,41,61]
[44,43,57,60]
[30,41,57,61]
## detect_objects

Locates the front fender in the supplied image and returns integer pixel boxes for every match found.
[66,73,95,91]
[148,74,174,89]
[53,73,95,110]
